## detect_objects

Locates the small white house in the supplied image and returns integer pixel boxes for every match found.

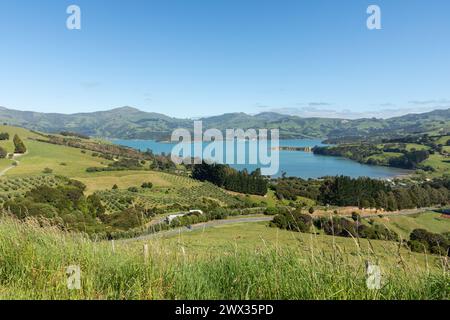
[165,214,185,224]
[189,209,204,215]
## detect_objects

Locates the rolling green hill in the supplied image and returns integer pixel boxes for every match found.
[0,106,449,140]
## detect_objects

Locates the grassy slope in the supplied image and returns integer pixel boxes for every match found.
[422,154,450,176]
[0,216,447,300]
[0,125,110,177]
[5,140,109,177]
[366,212,450,239]
[135,219,448,269]
[77,170,201,194]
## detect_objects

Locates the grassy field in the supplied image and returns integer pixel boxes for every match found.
[76,170,195,194]
[129,219,448,270]
[0,125,43,153]
[0,216,447,300]
[366,212,450,239]
[4,140,110,177]
[422,153,450,176]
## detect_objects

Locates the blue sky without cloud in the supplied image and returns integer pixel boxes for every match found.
[0,0,449,118]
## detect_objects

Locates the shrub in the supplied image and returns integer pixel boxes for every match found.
[141,182,153,189]
[408,229,448,255]
[101,208,143,230]
[264,207,280,215]
[408,240,429,253]
[272,209,312,233]
[351,212,361,222]
[0,146,7,159]
[128,187,139,193]
[314,217,399,241]
[0,132,9,140]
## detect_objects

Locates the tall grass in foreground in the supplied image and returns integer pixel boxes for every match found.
[0,216,448,300]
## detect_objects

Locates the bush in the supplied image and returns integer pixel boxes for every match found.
[314,217,399,241]
[351,212,361,222]
[264,207,289,215]
[101,208,143,230]
[408,229,448,255]
[141,182,153,189]
[0,132,9,140]
[0,146,7,159]
[272,209,312,233]
[128,187,139,193]
[408,240,429,253]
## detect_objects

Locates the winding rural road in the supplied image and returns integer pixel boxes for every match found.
[126,216,274,242]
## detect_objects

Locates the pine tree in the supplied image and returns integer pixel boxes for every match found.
[13,134,26,154]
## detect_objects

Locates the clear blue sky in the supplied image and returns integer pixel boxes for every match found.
[1,0,449,118]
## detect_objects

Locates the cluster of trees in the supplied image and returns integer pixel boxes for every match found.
[313,217,399,241]
[3,180,106,233]
[270,209,400,242]
[270,177,321,201]
[270,209,313,232]
[141,182,153,189]
[13,134,26,154]
[192,162,268,195]
[408,229,449,256]
[0,132,9,140]
[1,179,161,235]
[313,144,382,163]
[388,150,430,169]
[313,143,431,170]
[319,176,450,210]
[149,155,176,171]
[100,206,154,231]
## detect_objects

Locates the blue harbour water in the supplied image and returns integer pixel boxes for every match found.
[113,139,411,179]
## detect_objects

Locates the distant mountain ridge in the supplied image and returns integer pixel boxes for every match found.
[0,106,449,140]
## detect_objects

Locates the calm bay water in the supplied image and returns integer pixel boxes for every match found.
[113,139,411,179]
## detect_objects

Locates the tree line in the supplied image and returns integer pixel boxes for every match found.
[318,176,450,211]
[191,162,268,195]
[313,144,430,170]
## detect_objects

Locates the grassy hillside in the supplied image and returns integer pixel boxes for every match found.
[140,216,449,262]
[0,216,447,300]
[365,212,450,239]
[5,140,110,177]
